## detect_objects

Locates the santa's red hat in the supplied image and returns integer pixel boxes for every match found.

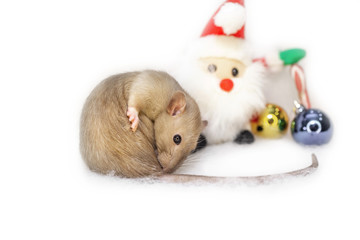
[201,0,246,38]
[193,0,251,65]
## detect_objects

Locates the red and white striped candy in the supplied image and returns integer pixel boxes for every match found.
[290,64,311,109]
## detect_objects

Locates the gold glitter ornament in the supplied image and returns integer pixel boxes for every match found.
[250,104,289,138]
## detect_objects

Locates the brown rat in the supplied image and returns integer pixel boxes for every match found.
[80,70,206,177]
[80,70,318,183]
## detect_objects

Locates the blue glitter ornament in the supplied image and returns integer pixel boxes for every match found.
[291,101,333,145]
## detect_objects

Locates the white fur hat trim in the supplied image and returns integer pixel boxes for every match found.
[187,35,252,65]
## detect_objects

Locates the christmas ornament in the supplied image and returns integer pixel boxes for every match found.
[250,104,289,139]
[173,0,305,146]
[290,65,333,145]
[291,101,333,145]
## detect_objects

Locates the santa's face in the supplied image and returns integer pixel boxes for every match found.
[199,57,247,92]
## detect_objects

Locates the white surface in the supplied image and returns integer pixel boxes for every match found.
[0,0,359,239]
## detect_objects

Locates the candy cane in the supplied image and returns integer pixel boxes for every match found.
[290,64,311,109]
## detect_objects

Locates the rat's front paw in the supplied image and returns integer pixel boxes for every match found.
[126,107,139,132]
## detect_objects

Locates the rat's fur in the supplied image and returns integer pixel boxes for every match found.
[80,70,204,177]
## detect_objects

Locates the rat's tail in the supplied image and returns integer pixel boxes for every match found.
[155,154,318,185]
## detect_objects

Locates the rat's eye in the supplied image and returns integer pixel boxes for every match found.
[208,64,217,73]
[173,134,182,145]
[232,68,239,77]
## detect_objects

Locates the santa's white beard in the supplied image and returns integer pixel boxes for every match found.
[174,61,266,144]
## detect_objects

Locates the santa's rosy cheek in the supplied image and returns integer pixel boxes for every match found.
[220,79,234,92]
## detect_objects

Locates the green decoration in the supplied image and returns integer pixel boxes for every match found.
[279,48,306,65]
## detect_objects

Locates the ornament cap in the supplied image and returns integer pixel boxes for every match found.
[294,100,306,114]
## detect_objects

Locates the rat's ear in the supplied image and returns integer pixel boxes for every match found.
[167,91,186,116]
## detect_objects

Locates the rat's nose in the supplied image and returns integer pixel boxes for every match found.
[220,79,234,92]
[157,153,169,170]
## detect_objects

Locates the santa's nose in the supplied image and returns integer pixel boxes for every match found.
[220,79,234,92]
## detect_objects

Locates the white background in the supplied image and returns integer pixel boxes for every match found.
[1,0,359,239]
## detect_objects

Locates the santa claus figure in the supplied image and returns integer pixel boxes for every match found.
[173,0,304,148]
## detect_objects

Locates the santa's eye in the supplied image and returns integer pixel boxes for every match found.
[232,68,239,77]
[208,64,217,73]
